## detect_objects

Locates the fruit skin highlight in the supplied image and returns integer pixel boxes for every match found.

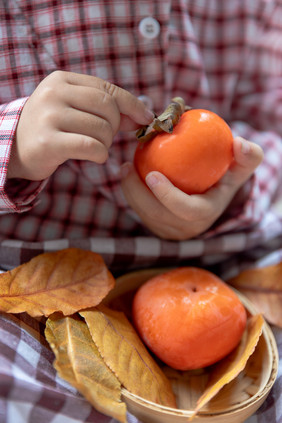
[134,109,234,194]
[132,267,247,370]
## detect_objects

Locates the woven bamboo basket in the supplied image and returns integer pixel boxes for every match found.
[104,268,279,423]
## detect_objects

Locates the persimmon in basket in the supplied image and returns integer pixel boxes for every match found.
[132,267,247,370]
[134,108,234,194]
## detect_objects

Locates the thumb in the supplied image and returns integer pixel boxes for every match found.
[224,136,264,188]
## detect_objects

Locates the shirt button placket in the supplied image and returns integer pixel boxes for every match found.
[138,16,161,40]
[137,16,161,110]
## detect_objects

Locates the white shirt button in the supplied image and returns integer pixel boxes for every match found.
[138,17,160,39]
[138,95,154,110]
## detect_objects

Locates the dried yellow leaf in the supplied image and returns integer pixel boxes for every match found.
[0,248,115,317]
[45,313,127,423]
[80,304,176,408]
[190,314,264,420]
[228,262,282,327]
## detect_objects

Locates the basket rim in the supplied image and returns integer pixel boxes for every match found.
[121,319,278,416]
[113,268,279,416]
[112,267,279,417]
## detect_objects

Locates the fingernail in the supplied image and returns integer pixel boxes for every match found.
[144,109,155,122]
[145,172,160,187]
[120,162,132,179]
[240,137,251,154]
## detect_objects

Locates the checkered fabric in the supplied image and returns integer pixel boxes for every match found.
[0,0,282,422]
[0,311,281,423]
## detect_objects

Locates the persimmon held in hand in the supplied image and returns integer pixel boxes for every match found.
[134,109,234,194]
[132,267,247,370]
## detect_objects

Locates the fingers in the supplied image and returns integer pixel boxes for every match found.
[121,163,209,240]
[22,71,155,173]
[144,171,209,221]
[59,108,113,150]
[121,163,182,237]
[230,136,264,184]
[61,71,155,126]
[143,137,264,225]
[54,132,109,163]
[121,136,265,241]
[119,114,144,132]
[198,136,264,214]
[61,86,146,135]
[41,71,154,163]
[121,163,168,221]
[134,136,264,220]
[218,136,264,194]
[60,84,122,135]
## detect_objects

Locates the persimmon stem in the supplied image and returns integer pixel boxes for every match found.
[136,97,193,144]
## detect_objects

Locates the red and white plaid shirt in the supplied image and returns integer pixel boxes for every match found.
[0,1,282,422]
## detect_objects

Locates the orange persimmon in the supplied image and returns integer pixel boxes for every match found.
[134,109,234,194]
[132,267,247,370]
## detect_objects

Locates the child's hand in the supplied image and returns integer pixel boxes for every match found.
[7,71,154,181]
[121,137,264,240]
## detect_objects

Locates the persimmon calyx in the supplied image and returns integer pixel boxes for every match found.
[136,97,192,144]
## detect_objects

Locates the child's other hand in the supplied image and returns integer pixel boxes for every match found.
[7,71,154,181]
[121,137,263,240]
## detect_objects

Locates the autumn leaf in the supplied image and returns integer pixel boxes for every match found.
[228,262,282,328]
[45,313,127,423]
[0,248,115,317]
[80,304,177,408]
[136,97,192,143]
[190,314,264,420]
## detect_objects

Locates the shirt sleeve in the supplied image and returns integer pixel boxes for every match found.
[0,98,48,213]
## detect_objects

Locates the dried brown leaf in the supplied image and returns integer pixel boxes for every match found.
[80,304,177,408]
[136,97,191,143]
[45,313,127,423]
[0,248,115,317]
[190,314,264,420]
[228,263,282,327]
